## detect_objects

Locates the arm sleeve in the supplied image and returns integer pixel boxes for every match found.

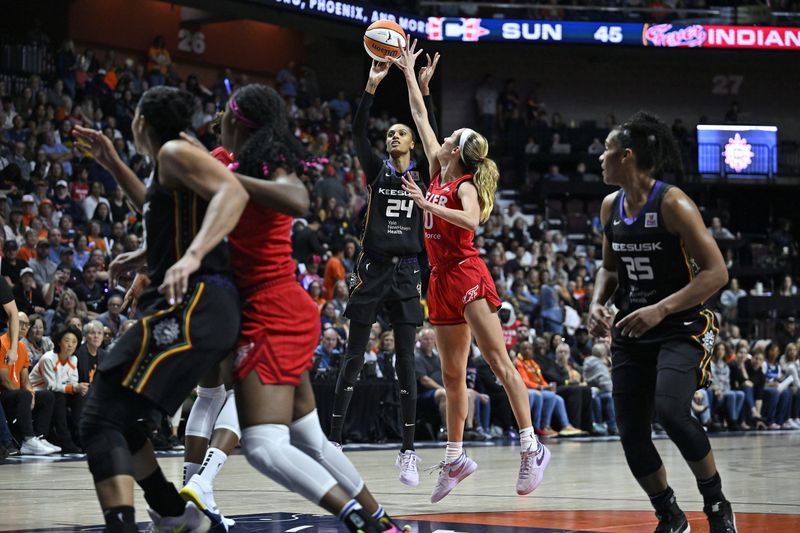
[352,92,385,184]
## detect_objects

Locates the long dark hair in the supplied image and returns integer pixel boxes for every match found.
[229,84,308,179]
[613,111,684,181]
[137,86,194,147]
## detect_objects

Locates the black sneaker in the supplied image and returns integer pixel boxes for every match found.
[704,500,737,532]
[654,509,690,533]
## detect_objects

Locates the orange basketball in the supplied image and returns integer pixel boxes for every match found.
[363,20,406,62]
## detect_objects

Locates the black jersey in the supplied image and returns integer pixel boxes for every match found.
[361,160,425,257]
[606,180,705,341]
[142,169,232,288]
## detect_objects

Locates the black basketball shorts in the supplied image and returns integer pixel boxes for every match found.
[344,252,424,326]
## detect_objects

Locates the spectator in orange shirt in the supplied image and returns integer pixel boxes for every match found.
[1,310,58,455]
[17,228,38,262]
[515,340,582,437]
[323,242,346,300]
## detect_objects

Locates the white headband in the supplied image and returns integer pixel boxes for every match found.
[458,128,477,163]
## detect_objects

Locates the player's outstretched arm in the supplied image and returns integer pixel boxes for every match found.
[391,39,441,178]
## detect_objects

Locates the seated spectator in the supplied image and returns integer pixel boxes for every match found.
[762,343,792,429]
[414,328,480,441]
[543,164,568,182]
[524,137,539,155]
[535,339,593,433]
[28,240,58,288]
[515,340,580,437]
[779,342,800,429]
[719,278,746,320]
[72,234,91,271]
[1,311,58,455]
[75,320,105,385]
[587,137,604,155]
[29,325,86,452]
[582,343,617,434]
[1,240,29,286]
[49,288,85,334]
[312,327,342,380]
[73,264,106,317]
[708,343,745,430]
[13,268,47,317]
[97,293,127,338]
[307,280,326,311]
[729,344,758,427]
[549,132,571,154]
[778,275,798,297]
[570,161,600,183]
[692,390,711,428]
[708,216,734,240]
[22,314,53,369]
[17,228,39,262]
[329,280,349,318]
[375,330,396,381]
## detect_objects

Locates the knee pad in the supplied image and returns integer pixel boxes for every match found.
[213,389,240,439]
[184,385,226,439]
[241,424,337,504]
[82,425,134,482]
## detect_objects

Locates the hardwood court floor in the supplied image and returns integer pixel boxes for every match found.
[1,432,799,531]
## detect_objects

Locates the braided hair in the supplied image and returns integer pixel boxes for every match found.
[613,111,684,181]
[136,86,195,147]
[229,84,309,179]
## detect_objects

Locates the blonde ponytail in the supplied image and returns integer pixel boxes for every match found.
[460,130,499,223]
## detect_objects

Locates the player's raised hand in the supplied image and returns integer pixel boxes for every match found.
[73,125,120,170]
[418,52,440,93]
[389,38,422,75]
[367,59,392,89]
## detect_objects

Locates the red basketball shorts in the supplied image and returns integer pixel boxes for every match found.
[427,255,501,325]
[233,278,321,386]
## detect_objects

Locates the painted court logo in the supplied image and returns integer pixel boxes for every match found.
[723,133,754,172]
[463,284,480,304]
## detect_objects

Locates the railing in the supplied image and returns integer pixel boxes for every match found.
[0,42,54,78]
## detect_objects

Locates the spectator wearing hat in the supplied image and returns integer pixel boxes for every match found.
[52,180,84,224]
[17,228,39,262]
[36,198,56,230]
[20,194,37,227]
[1,240,29,286]
[13,268,46,316]
[27,240,57,288]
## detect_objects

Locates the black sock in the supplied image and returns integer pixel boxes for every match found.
[138,468,186,517]
[697,472,725,506]
[400,422,415,453]
[649,486,681,516]
[103,505,137,533]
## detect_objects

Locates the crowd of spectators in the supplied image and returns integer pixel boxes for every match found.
[1,30,800,458]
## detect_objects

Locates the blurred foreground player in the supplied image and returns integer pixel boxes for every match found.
[74,86,247,532]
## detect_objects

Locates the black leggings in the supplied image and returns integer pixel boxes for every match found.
[79,369,159,483]
[331,321,417,447]
[614,363,711,479]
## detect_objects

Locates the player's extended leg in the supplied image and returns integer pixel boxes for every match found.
[393,322,420,486]
[429,322,476,503]
[613,347,689,533]
[290,371,405,530]
[235,369,390,533]
[330,321,371,444]
[655,365,736,532]
[463,298,549,495]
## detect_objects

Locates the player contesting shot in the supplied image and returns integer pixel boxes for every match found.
[391,40,550,503]
[590,112,736,533]
[328,55,439,487]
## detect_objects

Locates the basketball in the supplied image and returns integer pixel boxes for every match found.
[363,20,406,62]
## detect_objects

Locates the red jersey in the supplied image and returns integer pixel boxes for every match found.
[211,148,296,289]
[424,171,480,268]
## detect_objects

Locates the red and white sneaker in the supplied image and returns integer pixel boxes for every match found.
[429,452,477,503]
[516,443,550,495]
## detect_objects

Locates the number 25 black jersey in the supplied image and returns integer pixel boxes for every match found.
[605,181,705,341]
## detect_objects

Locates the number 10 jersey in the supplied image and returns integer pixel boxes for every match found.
[360,160,426,257]
[605,180,705,342]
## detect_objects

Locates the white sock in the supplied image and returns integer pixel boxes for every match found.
[290,409,365,497]
[445,442,463,463]
[241,424,338,504]
[519,426,537,452]
[183,462,201,486]
[195,447,228,488]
